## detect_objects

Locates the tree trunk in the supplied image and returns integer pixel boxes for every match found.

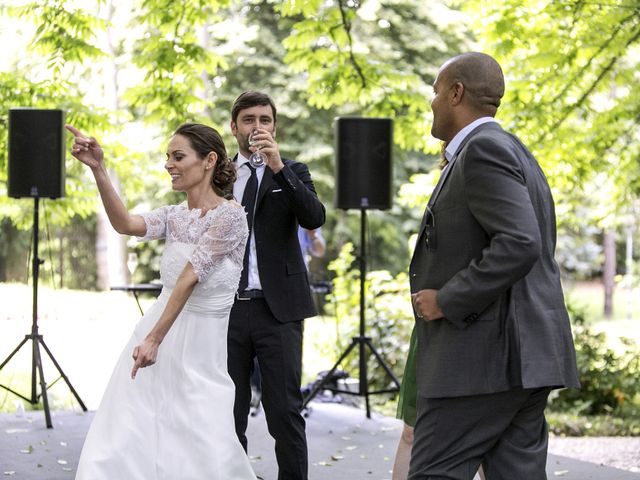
[95,174,127,290]
[95,0,127,290]
[603,229,616,318]
[58,232,64,289]
[625,227,634,321]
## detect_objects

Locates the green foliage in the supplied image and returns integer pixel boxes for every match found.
[0,371,79,412]
[0,72,109,229]
[278,0,470,152]
[465,0,640,224]
[272,0,471,273]
[1,0,111,227]
[548,301,640,419]
[3,0,636,293]
[7,0,105,72]
[327,242,414,401]
[547,411,640,437]
[0,219,30,282]
[1,0,473,288]
[42,213,99,289]
[125,0,229,131]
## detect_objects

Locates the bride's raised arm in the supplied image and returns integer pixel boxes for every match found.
[66,124,146,237]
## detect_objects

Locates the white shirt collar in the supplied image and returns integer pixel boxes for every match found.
[444,117,498,162]
[236,152,250,168]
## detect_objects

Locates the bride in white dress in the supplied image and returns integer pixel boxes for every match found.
[66,123,257,480]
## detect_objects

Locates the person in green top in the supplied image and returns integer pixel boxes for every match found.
[392,326,419,480]
[392,326,486,480]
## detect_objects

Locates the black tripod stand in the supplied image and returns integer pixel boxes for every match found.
[302,209,400,418]
[0,197,87,428]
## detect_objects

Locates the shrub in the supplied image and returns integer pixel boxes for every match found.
[547,301,640,419]
[326,243,413,404]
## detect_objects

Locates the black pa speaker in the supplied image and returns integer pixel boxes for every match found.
[8,108,66,199]
[335,117,392,210]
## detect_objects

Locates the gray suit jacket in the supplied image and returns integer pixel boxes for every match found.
[409,122,579,398]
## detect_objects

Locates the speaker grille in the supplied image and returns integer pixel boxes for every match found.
[8,108,66,199]
[335,117,392,210]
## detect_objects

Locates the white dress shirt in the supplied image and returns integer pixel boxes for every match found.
[233,153,266,291]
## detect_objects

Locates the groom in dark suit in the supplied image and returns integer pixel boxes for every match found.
[227,91,325,480]
[408,53,579,479]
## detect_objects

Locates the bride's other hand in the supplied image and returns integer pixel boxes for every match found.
[131,338,160,379]
[65,124,104,169]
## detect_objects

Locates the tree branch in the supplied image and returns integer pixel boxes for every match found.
[536,23,640,144]
[337,0,367,89]
[548,11,637,107]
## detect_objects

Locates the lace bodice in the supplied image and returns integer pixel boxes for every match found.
[138,201,248,291]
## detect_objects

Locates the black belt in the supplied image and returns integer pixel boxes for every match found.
[236,289,264,300]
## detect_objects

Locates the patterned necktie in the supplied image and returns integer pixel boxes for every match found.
[238,164,257,292]
[439,143,449,170]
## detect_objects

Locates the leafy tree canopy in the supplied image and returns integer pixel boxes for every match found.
[1,0,638,279]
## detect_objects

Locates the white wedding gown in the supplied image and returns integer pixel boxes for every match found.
[76,201,256,480]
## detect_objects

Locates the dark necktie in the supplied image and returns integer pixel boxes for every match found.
[238,163,257,292]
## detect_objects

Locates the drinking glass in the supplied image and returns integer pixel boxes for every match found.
[248,129,267,168]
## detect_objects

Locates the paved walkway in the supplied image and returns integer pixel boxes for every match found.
[1,403,638,480]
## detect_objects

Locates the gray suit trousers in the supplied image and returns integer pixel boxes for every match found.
[408,387,551,480]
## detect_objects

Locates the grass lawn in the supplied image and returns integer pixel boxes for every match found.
[563,280,640,353]
[0,282,345,412]
[564,280,640,324]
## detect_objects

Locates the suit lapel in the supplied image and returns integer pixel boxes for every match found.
[416,156,457,237]
[428,157,456,208]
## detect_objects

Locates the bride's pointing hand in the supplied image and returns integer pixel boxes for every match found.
[131,337,160,380]
[65,124,104,170]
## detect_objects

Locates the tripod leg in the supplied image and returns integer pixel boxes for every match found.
[39,338,87,411]
[0,336,35,403]
[364,338,401,389]
[31,336,38,404]
[302,339,358,409]
[33,340,53,428]
[358,339,371,418]
[133,292,144,316]
[0,336,30,370]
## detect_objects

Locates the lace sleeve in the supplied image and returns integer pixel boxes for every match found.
[189,203,249,283]
[137,205,171,241]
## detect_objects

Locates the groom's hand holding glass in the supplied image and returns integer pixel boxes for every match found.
[247,128,283,173]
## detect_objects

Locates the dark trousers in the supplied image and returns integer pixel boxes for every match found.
[409,387,551,480]
[227,297,308,480]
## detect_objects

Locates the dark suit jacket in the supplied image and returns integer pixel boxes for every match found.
[409,122,579,398]
[250,158,325,323]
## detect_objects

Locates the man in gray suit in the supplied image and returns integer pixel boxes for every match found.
[408,52,579,479]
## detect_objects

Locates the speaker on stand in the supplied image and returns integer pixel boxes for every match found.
[302,117,400,418]
[0,108,87,428]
